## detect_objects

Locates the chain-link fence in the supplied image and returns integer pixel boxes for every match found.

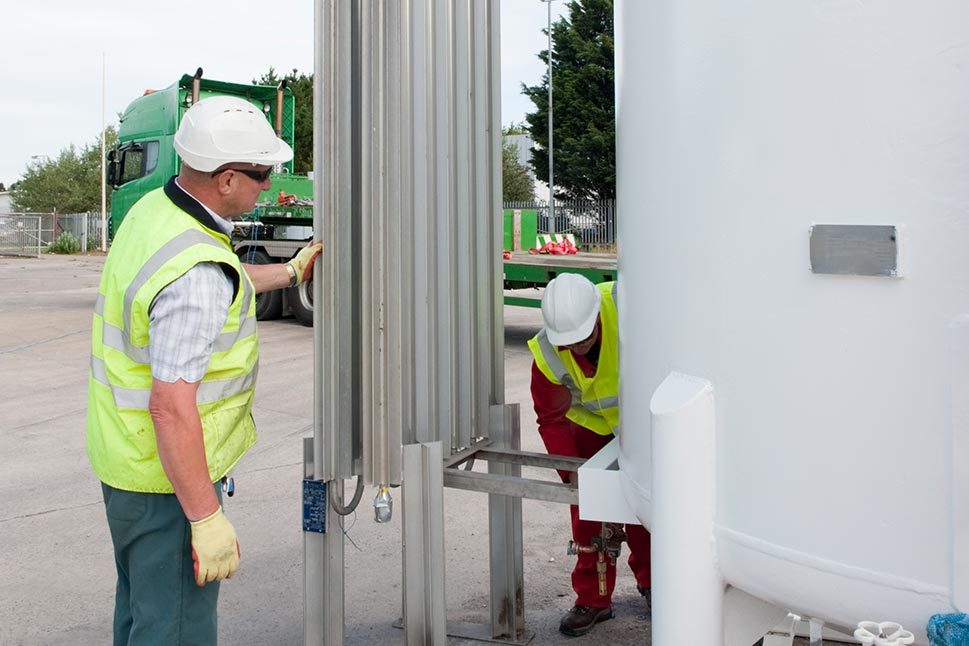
[0,214,44,257]
[503,199,616,252]
[0,212,106,256]
[57,212,107,252]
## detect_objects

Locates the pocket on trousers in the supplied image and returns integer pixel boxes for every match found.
[102,483,148,522]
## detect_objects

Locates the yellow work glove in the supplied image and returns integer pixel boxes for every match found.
[190,506,240,587]
[286,241,323,286]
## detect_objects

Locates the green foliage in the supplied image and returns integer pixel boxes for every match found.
[254,68,313,175]
[502,122,529,136]
[48,231,81,255]
[502,141,535,202]
[11,127,117,213]
[522,0,615,200]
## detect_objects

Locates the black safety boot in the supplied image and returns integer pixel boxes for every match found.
[559,605,614,637]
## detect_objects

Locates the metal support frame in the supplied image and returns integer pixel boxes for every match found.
[303,438,345,646]
[402,441,447,644]
[438,403,588,645]
[487,404,527,644]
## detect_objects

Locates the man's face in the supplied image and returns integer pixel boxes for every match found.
[213,165,273,217]
[562,323,599,356]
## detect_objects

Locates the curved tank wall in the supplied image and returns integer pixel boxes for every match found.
[615,0,969,637]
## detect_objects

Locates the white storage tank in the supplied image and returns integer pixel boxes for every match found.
[611,1,969,643]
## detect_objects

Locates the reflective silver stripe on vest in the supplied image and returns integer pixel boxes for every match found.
[91,354,258,409]
[536,329,576,390]
[94,230,255,363]
[597,395,619,410]
[579,397,619,415]
[97,303,256,364]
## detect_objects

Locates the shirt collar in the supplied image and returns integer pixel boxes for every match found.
[166,176,235,237]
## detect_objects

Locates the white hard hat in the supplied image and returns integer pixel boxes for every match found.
[541,273,601,346]
[173,95,294,172]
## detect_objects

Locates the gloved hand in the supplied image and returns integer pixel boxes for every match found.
[190,506,240,587]
[286,242,323,285]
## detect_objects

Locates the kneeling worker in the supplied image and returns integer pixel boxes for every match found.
[528,273,651,637]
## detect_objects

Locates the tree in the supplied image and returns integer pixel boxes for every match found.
[254,68,313,175]
[522,0,615,200]
[0,183,6,192]
[11,127,117,213]
[503,141,535,202]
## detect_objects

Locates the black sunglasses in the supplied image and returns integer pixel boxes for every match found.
[211,167,272,182]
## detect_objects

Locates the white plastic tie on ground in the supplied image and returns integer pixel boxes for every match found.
[854,621,916,646]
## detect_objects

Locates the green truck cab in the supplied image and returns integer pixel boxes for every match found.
[106,69,316,324]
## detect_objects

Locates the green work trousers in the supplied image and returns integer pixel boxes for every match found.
[101,482,222,646]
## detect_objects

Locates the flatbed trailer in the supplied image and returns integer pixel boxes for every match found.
[503,251,618,307]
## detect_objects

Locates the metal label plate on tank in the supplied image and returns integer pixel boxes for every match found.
[809,224,898,276]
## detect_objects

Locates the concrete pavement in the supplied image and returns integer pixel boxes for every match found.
[0,253,654,645]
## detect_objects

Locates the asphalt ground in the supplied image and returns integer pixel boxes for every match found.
[0,253,656,646]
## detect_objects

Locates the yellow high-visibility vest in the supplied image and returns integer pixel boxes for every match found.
[87,183,259,493]
[528,282,619,436]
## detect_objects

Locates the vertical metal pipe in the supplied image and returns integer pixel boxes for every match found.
[358,0,375,483]
[316,0,357,483]
[275,80,286,137]
[546,0,555,231]
[306,1,354,643]
[453,0,474,451]
[480,0,504,417]
[432,0,456,447]
[410,0,432,446]
[191,67,202,104]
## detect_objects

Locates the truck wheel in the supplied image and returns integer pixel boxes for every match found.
[290,278,314,327]
[239,248,283,320]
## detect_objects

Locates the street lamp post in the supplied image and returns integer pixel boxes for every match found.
[543,0,555,234]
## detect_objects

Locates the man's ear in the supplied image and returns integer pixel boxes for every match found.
[214,172,235,196]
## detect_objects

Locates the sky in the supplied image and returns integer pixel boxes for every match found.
[0,0,566,189]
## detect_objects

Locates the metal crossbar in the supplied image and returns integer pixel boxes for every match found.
[443,438,582,505]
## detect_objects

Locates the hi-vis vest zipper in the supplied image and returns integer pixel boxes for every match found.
[86,186,259,493]
[528,282,619,436]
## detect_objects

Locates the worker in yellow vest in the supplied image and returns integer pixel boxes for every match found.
[87,95,321,645]
[528,273,651,637]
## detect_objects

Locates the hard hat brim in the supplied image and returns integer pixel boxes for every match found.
[175,139,294,173]
[546,305,599,347]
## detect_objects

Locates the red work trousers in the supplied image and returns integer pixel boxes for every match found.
[540,425,652,609]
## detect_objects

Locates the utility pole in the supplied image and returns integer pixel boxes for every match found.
[101,52,107,252]
[544,0,555,234]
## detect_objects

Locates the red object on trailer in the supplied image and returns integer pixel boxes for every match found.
[528,238,578,256]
